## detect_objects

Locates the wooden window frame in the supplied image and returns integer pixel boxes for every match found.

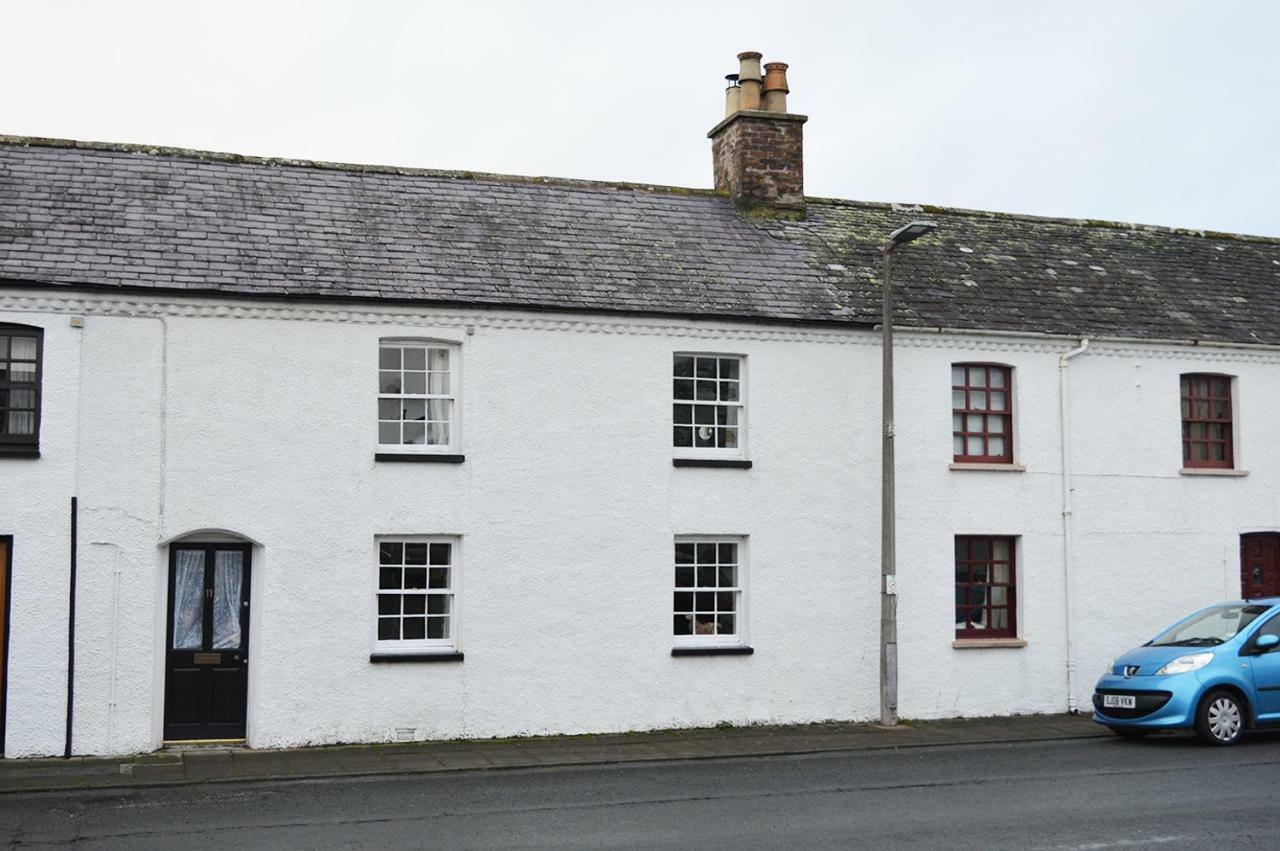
[672,353,747,460]
[1181,373,1234,469]
[952,364,1013,464]
[374,536,459,654]
[673,537,746,648]
[377,340,460,454]
[0,324,43,457]
[954,536,1017,639]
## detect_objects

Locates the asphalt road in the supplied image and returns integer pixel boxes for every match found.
[4,733,1280,850]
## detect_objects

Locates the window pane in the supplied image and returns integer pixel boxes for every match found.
[673,379,694,400]
[695,358,717,378]
[427,400,451,421]
[378,399,400,419]
[404,567,427,589]
[404,348,427,370]
[427,594,450,614]
[992,540,1010,562]
[970,369,986,388]
[403,618,426,640]
[673,355,694,377]
[5,411,34,435]
[989,436,1006,456]
[379,567,400,589]
[716,591,735,611]
[718,543,736,563]
[378,618,399,640]
[967,436,983,456]
[721,381,740,402]
[675,566,694,587]
[380,542,403,564]
[988,416,1004,434]
[971,391,988,411]
[403,422,426,444]
[675,544,695,564]
[171,550,205,650]
[717,614,736,635]
[673,404,692,424]
[693,405,715,425]
[428,372,450,394]
[718,428,738,448]
[989,391,1006,411]
[403,373,427,394]
[953,435,964,455]
[696,543,716,563]
[428,567,449,589]
[952,390,965,410]
[697,566,715,587]
[989,369,1005,389]
[402,399,426,421]
[718,566,736,587]
[674,614,693,635]
[378,595,400,615]
[717,407,739,426]
[673,426,692,447]
[10,363,35,383]
[212,551,244,650]
[405,543,428,564]
[695,591,715,611]
[674,592,693,612]
[951,366,964,386]
[695,380,717,401]
[694,425,715,447]
[380,371,401,393]
[378,422,400,444]
[967,414,984,432]
[428,349,449,372]
[429,543,451,565]
[993,563,1010,584]
[427,617,449,639]
[379,347,400,369]
[403,595,426,615]
[990,608,1009,629]
[719,358,740,380]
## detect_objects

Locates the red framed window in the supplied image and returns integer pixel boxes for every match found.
[1181,374,1233,469]
[952,364,1012,463]
[955,536,1016,638]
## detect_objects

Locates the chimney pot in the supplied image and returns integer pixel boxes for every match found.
[724,74,741,117]
[737,51,763,111]
[762,62,789,113]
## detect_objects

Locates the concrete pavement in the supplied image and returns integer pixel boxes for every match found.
[0,713,1107,794]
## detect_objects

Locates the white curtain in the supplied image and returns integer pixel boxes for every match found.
[212,551,244,649]
[171,551,205,650]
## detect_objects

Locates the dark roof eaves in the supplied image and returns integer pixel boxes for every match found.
[0,275,876,333]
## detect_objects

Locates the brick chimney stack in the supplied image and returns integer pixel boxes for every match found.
[709,51,807,216]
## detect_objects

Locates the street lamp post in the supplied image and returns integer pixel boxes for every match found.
[880,220,937,727]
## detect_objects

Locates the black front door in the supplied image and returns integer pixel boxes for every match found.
[163,543,251,741]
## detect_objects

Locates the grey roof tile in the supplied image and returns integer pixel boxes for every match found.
[1,137,1279,343]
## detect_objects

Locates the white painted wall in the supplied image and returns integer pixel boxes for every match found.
[3,288,1279,756]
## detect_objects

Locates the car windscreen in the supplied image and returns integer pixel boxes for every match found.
[1150,604,1272,646]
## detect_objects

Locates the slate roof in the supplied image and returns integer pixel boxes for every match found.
[2,136,1279,344]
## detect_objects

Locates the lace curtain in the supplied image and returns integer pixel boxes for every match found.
[171,550,205,650]
[213,551,244,650]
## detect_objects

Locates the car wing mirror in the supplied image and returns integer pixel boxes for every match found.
[1255,634,1279,653]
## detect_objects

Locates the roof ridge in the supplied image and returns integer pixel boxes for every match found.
[3,133,1278,245]
[806,196,1280,246]
[0,133,722,199]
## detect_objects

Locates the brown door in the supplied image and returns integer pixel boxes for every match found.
[1241,534,1280,599]
[163,543,252,741]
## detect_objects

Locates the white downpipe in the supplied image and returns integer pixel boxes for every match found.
[1059,338,1090,713]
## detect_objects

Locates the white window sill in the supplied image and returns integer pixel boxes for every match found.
[949,462,1026,473]
[952,638,1027,649]
[1179,468,1248,477]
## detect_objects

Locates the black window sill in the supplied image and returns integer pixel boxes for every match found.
[671,646,754,657]
[0,446,40,459]
[673,458,752,469]
[370,652,464,663]
[375,453,465,464]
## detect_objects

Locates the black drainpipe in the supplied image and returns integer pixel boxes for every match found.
[64,496,77,759]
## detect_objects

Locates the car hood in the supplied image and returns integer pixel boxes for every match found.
[1110,644,1223,676]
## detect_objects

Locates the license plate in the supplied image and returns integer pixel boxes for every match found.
[1103,694,1136,709]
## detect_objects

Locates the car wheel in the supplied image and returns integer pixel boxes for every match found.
[1110,727,1148,740]
[1195,690,1245,746]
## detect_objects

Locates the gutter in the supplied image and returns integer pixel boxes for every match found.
[1058,338,1090,713]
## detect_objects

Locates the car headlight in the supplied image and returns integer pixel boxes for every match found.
[1155,652,1214,676]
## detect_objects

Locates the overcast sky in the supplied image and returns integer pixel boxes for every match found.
[3,1,1277,236]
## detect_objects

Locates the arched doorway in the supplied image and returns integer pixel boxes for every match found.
[163,539,253,742]
[1241,534,1280,599]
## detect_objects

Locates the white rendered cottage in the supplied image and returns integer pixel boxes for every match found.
[2,54,1280,757]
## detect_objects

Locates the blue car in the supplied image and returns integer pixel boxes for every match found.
[1093,598,1280,745]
